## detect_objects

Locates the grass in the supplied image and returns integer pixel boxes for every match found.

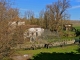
[74,26,80,30]
[15,45,79,56]
[46,36,75,43]
[14,25,80,59]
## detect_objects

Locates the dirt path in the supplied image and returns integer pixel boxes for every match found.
[12,54,32,60]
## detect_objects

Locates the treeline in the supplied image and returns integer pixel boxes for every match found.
[22,0,71,32]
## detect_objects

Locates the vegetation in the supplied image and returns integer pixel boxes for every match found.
[31,52,80,60]
[15,45,80,60]
[39,0,70,31]
[16,45,78,55]
[0,0,79,60]
[0,0,23,59]
[74,26,80,30]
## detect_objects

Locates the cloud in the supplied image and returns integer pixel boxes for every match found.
[76,0,80,2]
[70,5,80,9]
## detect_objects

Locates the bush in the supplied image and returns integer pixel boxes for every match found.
[3,57,13,60]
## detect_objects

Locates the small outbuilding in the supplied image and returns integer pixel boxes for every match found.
[63,24,73,31]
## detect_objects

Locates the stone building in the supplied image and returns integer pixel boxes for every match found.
[63,24,73,31]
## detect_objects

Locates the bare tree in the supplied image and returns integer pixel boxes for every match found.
[43,10,49,29]
[39,10,44,27]
[23,10,36,24]
[44,0,70,32]
[7,8,19,21]
[0,0,20,59]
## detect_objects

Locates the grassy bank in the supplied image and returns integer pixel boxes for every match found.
[15,45,79,55]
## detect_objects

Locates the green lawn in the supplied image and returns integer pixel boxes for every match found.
[73,26,80,30]
[15,44,80,60]
[16,45,79,55]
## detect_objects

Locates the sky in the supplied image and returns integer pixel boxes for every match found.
[11,0,80,20]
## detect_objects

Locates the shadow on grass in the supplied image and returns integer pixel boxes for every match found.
[76,45,80,53]
[28,52,80,60]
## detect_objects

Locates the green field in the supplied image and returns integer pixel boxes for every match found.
[16,45,79,55]
[73,25,80,30]
[75,26,80,30]
[15,45,80,60]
